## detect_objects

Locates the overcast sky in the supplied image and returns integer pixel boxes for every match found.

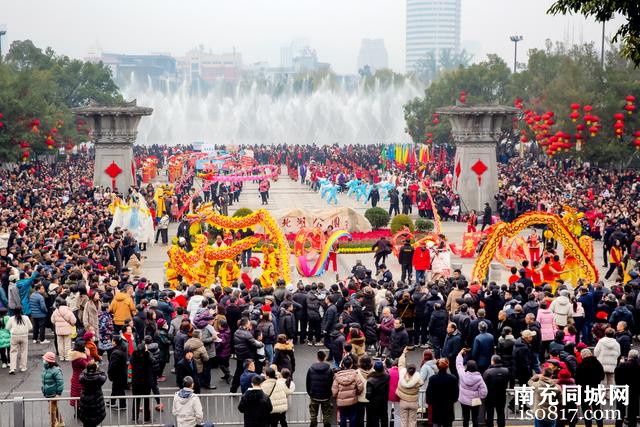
[1,0,628,74]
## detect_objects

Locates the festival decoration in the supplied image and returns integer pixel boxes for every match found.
[105,161,123,191]
[108,192,155,246]
[167,205,291,285]
[198,164,278,183]
[293,227,351,277]
[472,211,598,283]
[391,226,414,258]
[633,131,640,149]
[459,90,466,104]
[625,95,636,115]
[459,232,484,258]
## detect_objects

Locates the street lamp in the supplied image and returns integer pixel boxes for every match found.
[510,35,523,73]
[0,30,6,59]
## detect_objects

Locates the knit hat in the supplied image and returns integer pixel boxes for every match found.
[374,361,384,372]
[558,369,572,380]
[156,318,167,328]
[83,331,94,341]
[576,342,588,350]
[43,352,56,363]
[596,311,608,320]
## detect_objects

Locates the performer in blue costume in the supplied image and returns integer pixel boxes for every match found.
[346,178,360,198]
[326,184,339,205]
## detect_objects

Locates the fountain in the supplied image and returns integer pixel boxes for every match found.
[437,104,518,213]
[119,75,422,145]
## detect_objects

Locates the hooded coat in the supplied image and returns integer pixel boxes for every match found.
[594,336,621,373]
[78,369,107,427]
[456,354,488,406]
[273,341,296,373]
[332,369,364,407]
[549,295,573,327]
[306,361,334,400]
[172,388,204,427]
[238,388,273,427]
[69,350,89,406]
[51,305,76,336]
[536,307,556,342]
[108,291,136,326]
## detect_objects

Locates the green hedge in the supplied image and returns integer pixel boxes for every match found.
[390,214,414,234]
[364,207,390,230]
[415,218,434,233]
[232,208,253,217]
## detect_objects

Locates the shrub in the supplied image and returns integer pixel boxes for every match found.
[390,214,414,234]
[364,207,390,230]
[232,208,253,218]
[415,218,434,233]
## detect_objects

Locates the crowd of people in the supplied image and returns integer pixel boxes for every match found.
[0,144,638,427]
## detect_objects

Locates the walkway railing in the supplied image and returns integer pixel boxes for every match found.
[0,389,619,426]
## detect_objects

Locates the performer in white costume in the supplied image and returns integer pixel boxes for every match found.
[109,191,155,246]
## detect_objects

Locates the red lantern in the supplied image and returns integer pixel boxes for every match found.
[21,150,30,161]
[18,141,29,149]
[583,105,593,113]
[65,143,74,151]
[614,113,625,121]
[520,134,528,143]
[45,135,55,149]
[584,114,594,125]
[576,123,586,132]
[570,103,581,111]
[459,90,466,103]
[625,104,636,115]
[626,95,636,104]
[589,125,599,136]
[569,111,580,122]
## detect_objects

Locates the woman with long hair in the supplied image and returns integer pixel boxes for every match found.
[78,361,107,427]
[7,307,32,374]
[396,348,424,427]
[69,340,90,409]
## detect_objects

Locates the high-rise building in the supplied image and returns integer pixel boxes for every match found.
[177,47,243,83]
[405,0,461,73]
[357,39,389,73]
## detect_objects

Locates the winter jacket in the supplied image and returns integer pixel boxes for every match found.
[471,332,495,371]
[234,327,263,360]
[146,341,162,374]
[549,296,573,327]
[258,320,276,345]
[576,355,605,387]
[306,361,334,400]
[78,369,107,427]
[528,375,560,418]
[69,350,89,403]
[29,292,48,319]
[261,377,293,413]
[306,292,322,321]
[512,337,538,383]
[278,310,296,339]
[215,326,232,359]
[41,362,64,398]
[332,368,364,407]
[482,363,510,404]
[8,283,20,311]
[321,304,338,334]
[412,246,431,271]
[173,388,204,427]
[238,388,273,427]
[199,324,219,358]
[82,301,100,337]
[377,315,393,348]
[536,308,556,342]
[456,354,488,406]
[107,344,128,385]
[185,337,210,374]
[51,305,76,336]
[496,335,515,371]
[366,370,390,407]
[594,336,621,373]
[273,341,296,373]
[17,272,38,316]
[616,331,633,357]
[443,330,463,361]
[396,357,423,408]
[0,316,10,349]
[425,371,459,425]
[609,306,634,330]
[108,291,136,326]
[348,332,366,357]
[97,311,114,351]
[6,315,32,337]
[240,370,258,394]
[329,330,345,363]
[389,325,409,359]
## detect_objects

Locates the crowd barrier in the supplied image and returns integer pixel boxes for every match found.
[0,389,620,426]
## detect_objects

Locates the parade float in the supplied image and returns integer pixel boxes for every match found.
[108,191,155,246]
[165,204,290,287]
[293,227,351,277]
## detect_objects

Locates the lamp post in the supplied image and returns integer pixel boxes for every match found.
[0,30,6,59]
[510,35,523,73]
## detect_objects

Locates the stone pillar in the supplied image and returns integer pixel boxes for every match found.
[436,105,517,214]
[73,100,153,192]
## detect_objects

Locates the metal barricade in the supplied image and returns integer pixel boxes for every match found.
[11,389,621,426]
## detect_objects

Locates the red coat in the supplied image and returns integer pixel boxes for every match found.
[412,247,431,271]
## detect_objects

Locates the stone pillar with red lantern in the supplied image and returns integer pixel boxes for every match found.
[73,100,152,192]
[437,104,518,213]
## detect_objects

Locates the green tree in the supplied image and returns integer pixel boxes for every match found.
[548,0,640,66]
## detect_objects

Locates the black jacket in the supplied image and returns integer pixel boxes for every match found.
[322,304,338,334]
[130,349,154,393]
[366,371,390,406]
[428,308,448,338]
[273,343,296,373]
[329,330,346,362]
[176,357,199,392]
[576,356,605,387]
[443,330,463,361]
[107,343,128,385]
[305,291,322,320]
[306,361,334,400]
[238,388,273,427]
[482,363,510,404]
[512,338,537,383]
[234,327,263,360]
[78,369,107,427]
[389,325,409,358]
[496,337,515,371]
[292,290,308,319]
[278,309,296,339]
[425,372,459,425]
[398,244,414,266]
[614,357,640,396]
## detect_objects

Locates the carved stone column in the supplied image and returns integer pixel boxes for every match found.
[73,101,153,192]
[436,105,517,213]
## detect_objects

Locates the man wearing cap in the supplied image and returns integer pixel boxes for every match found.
[512,329,540,386]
